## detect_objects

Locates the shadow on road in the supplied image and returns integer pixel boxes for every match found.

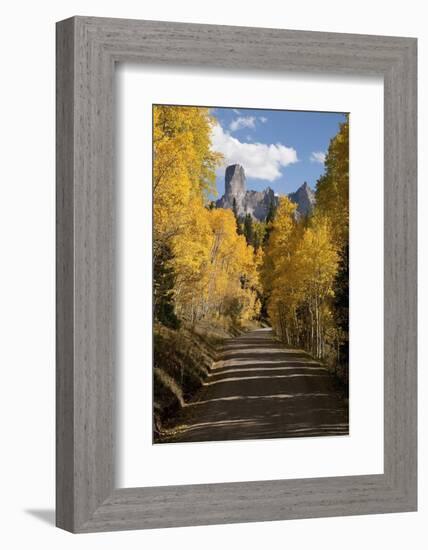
[160,328,349,443]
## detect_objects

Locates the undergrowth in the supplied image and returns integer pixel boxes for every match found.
[153,321,242,439]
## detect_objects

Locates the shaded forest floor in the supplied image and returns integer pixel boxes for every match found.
[155,327,349,443]
[153,320,256,437]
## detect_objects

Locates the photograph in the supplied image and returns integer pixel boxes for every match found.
[153,104,349,443]
[1,3,418,542]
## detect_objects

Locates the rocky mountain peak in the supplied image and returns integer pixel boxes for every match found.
[225,164,246,201]
[288,181,316,217]
[216,165,316,221]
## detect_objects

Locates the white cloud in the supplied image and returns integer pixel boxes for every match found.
[310,151,326,164]
[232,108,241,114]
[229,116,256,132]
[259,116,268,123]
[211,123,298,181]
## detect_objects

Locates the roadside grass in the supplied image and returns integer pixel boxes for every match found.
[270,329,349,401]
[153,319,253,440]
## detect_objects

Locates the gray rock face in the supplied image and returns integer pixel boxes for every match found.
[216,164,315,222]
[288,181,316,218]
[242,188,277,220]
[216,164,278,220]
[224,164,246,205]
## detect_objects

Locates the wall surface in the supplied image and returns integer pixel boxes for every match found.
[0,0,425,548]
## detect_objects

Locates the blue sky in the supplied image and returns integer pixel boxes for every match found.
[209,107,347,198]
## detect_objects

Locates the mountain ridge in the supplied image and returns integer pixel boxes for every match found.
[215,163,316,221]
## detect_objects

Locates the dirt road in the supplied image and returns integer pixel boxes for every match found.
[161,328,349,443]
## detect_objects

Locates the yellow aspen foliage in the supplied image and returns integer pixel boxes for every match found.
[171,196,213,320]
[315,118,349,250]
[153,105,221,249]
[153,105,260,327]
[260,117,348,366]
[262,196,297,296]
[292,217,338,357]
[203,209,260,323]
[313,117,349,369]
[262,196,338,357]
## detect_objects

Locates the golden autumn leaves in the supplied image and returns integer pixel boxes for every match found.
[263,120,349,361]
[263,200,340,358]
[153,104,349,369]
[153,106,261,325]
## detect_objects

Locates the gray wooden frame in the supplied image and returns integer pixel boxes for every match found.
[56,16,417,533]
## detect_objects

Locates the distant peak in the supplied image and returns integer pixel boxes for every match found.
[288,182,316,217]
[226,163,243,172]
[217,163,278,221]
[293,181,313,195]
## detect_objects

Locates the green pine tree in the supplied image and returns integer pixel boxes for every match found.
[232,197,243,235]
[263,198,278,245]
[243,213,254,246]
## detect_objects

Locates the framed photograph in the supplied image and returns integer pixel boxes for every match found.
[150,104,351,446]
[56,16,417,532]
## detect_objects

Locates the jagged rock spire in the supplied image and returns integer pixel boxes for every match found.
[216,165,315,221]
[288,181,316,217]
[225,164,246,201]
